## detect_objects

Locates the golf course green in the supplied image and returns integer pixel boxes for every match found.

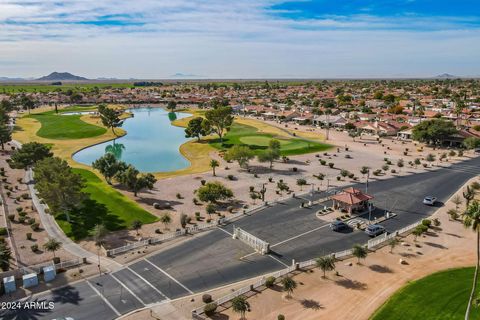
[209,123,330,156]
[371,267,478,320]
[29,107,106,140]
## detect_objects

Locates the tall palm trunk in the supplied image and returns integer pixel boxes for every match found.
[466,230,479,320]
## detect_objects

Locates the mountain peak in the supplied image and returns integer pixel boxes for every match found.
[37,72,88,81]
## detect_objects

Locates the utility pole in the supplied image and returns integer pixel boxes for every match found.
[365,171,369,194]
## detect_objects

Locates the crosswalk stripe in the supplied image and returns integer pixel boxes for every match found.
[126,267,170,301]
[110,272,147,306]
[86,280,121,317]
[144,259,194,295]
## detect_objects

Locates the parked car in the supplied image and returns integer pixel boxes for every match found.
[423,196,437,206]
[330,220,349,231]
[365,224,385,237]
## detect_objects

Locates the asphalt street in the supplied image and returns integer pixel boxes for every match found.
[2,156,479,320]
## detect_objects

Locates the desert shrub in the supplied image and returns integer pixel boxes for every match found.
[0,227,7,236]
[31,244,38,252]
[200,179,206,185]
[153,202,161,209]
[31,222,40,231]
[265,276,276,288]
[204,303,217,316]
[202,294,213,303]
[26,232,32,240]
[7,214,14,221]
[422,219,432,228]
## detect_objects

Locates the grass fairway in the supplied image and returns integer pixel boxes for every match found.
[29,108,106,140]
[371,267,478,320]
[209,123,330,156]
[56,168,158,240]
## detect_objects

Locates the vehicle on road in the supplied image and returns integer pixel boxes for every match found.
[423,196,437,205]
[365,224,386,237]
[330,220,349,231]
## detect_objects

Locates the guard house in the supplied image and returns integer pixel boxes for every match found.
[330,187,373,214]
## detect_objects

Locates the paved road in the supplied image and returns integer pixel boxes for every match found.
[2,157,479,320]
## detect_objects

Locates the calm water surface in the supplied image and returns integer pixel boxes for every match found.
[73,107,191,172]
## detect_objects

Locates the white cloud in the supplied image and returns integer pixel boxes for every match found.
[0,0,479,78]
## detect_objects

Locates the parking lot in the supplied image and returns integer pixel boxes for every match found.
[2,157,480,320]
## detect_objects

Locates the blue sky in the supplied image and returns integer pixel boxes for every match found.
[0,0,479,78]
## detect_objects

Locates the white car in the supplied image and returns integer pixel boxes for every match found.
[423,196,437,206]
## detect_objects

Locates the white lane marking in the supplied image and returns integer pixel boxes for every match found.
[110,272,147,306]
[268,255,289,267]
[126,267,170,301]
[86,280,121,317]
[144,259,194,295]
[218,227,233,237]
[270,223,330,248]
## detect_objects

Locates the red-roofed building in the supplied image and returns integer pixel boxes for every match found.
[331,187,374,214]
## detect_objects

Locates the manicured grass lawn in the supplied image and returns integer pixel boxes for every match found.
[209,123,330,156]
[371,267,478,320]
[29,107,107,140]
[56,168,158,240]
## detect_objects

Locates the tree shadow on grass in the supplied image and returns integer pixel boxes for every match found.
[57,199,124,240]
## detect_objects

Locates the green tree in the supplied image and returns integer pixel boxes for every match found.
[205,106,233,142]
[19,95,35,114]
[210,159,219,176]
[316,255,336,278]
[34,157,85,222]
[131,220,143,235]
[0,242,12,271]
[185,117,211,141]
[463,201,480,319]
[167,101,177,112]
[257,139,281,169]
[92,152,127,184]
[10,142,53,169]
[224,145,255,169]
[352,244,368,263]
[412,119,457,145]
[116,165,157,196]
[43,238,62,259]
[197,181,233,203]
[93,224,107,274]
[296,178,307,191]
[281,276,297,298]
[0,124,11,150]
[464,137,480,150]
[160,212,172,229]
[389,237,400,253]
[98,104,124,136]
[231,295,250,319]
[464,186,475,207]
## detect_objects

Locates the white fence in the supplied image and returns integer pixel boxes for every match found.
[233,226,270,254]
[149,229,186,245]
[191,218,425,319]
[107,239,150,256]
[18,258,84,275]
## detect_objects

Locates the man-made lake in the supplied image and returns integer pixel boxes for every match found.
[73,107,191,172]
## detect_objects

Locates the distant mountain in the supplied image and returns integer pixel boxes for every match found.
[37,72,88,81]
[170,72,201,78]
[434,73,457,79]
[0,77,27,81]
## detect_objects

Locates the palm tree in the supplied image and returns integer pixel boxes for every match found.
[281,276,297,298]
[160,213,172,230]
[43,238,62,260]
[210,159,219,176]
[389,237,400,253]
[131,220,143,236]
[464,186,475,207]
[93,224,107,274]
[463,200,480,320]
[352,244,368,264]
[316,255,336,278]
[231,295,250,319]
